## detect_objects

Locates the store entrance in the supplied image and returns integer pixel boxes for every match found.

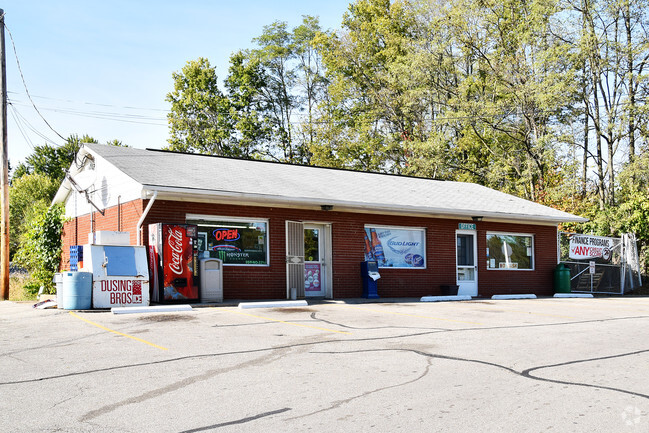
[456,230,478,296]
[304,224,327,297]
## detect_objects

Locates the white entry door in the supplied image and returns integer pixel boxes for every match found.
[304,224,328,297]
[456,230,478,296]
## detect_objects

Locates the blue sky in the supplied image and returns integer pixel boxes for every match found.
[2,0,352,167]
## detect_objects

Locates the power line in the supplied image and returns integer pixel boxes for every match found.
[8,102,59,146]
[8,99,167,126]
[6,90,171,113]
[3,21,66,141]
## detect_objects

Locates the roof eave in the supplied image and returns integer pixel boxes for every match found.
[142,185,588,225]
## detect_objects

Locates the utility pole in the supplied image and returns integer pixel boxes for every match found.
[0,9,9,300]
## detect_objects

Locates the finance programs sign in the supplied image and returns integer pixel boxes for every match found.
[568,235,614,261]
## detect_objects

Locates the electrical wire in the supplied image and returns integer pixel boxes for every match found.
[8,102,60,146]
[7,103,35,151]
[3,21,66,141]
[8,99,167,125]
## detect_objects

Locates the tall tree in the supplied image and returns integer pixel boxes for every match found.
[166,58,245,156]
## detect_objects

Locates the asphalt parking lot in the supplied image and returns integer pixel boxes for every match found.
[1,297,649,432]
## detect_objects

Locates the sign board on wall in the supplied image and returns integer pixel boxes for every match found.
[568,235,615,261]
[364,227,426,268]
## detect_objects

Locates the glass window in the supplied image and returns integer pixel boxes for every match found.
[188,217,269,266]
[364,226,426,269]
[457,234,475,266]
[304,228,320,262]
[486,233,534,270]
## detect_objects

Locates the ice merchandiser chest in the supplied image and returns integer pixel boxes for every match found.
[83,243,150,309]
[148,223,200,304]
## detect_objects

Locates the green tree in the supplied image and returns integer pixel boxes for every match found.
[9,173,59,258]
[166,58,243,156]
[11,134,99,182]
[14,204,66,295]
[313,0,420,172]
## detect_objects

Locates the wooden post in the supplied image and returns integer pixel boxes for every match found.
[0,9,9,300]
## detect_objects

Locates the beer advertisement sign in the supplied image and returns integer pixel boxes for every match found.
[364,227,426,268]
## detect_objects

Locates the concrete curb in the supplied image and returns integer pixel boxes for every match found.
[112,304,193,314]
[238,300,309,309]
[491,294,537,300]
[553,293,594,298]
[420,295,473,302]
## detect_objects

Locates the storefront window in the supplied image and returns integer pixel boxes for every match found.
[364,225,426,268]
[188,216,269,266]
[486,233,534,270]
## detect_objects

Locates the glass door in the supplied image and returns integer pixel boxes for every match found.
[304,225,326,297]
[456,231,478,296]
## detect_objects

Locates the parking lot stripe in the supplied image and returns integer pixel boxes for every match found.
[69,312,169,351]
[228,310,352,334]
[345,305,485,325]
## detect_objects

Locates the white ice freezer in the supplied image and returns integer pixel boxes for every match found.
[82,244,150,308]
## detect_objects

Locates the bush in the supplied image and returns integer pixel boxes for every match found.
[14,204,65,295]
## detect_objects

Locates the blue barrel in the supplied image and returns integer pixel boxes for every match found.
[62,272,93,310]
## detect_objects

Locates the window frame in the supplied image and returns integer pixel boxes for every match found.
[186,214,270,267]
[486,231,535,271]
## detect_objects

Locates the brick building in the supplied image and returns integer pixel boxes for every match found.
[53,144,587,300]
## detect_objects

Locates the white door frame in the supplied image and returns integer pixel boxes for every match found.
[456,229,478,296]
[304,222,332,299]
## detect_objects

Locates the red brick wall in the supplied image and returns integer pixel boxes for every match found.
[61,199,145,270]
[62,198,558,299]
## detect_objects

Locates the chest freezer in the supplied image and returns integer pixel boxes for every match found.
[82,244,150,308]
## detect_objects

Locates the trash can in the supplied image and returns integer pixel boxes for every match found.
[554,263,571,293]
[53,273,64,309]
[200,258,223,302]
[62,272,93,310]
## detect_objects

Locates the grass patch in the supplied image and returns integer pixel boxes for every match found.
[9,272,38,301]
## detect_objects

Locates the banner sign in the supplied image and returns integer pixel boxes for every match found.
[569,235,615,261]
[364,227,426,268]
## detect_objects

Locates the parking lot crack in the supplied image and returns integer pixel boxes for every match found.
[286,355,434,420]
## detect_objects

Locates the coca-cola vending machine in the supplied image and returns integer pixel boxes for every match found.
[148,223,200,303]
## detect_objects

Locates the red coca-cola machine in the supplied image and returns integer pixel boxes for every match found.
[148,223,200,303]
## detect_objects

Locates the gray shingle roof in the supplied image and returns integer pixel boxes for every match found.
[82,143,586,224]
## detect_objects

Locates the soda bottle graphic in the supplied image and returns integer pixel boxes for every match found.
[363,231,374,261]
[370,228,386,265]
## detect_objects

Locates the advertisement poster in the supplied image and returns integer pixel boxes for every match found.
[304,263,321,292]
[569,235,615,261]
[364,227,426,268]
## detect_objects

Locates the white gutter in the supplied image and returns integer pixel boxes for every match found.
[136,191,158,245]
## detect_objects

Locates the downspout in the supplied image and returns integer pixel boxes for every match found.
[136,191,158,246]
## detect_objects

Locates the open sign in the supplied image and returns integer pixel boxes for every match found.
[213,228,240,242]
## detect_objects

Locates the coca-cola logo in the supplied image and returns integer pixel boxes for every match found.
[167,228,184,275]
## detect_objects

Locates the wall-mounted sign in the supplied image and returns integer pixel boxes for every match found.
[569,235,614,261]
[459,223,476,230]
[364,226,426,268]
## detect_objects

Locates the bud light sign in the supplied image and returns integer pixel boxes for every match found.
[364,227,426,268]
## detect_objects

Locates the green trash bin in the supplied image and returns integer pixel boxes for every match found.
[554,263,571,293]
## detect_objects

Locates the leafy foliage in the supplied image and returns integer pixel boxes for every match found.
[9,173,59,258]
[12,134,98,183]
[162,0,649,277]
[14,204,66,295]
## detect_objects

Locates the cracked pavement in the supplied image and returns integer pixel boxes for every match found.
[1,297,649,432]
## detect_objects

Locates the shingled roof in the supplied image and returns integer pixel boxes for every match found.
[56,143,587,224]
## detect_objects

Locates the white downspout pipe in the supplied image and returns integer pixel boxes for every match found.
[136,191,158,245]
